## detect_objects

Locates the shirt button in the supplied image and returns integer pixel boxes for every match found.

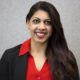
[37,76,41,80]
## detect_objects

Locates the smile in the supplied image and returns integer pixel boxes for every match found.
[35,31,47,38]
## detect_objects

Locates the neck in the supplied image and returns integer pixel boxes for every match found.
[30,39,48,57]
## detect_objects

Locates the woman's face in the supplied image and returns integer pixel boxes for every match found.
[27,10,52,43]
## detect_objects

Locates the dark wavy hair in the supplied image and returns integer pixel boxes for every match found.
[26,1,79,80]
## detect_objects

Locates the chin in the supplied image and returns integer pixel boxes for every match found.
[34,38,48,44]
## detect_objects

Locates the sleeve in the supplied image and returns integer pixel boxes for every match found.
[0,50,9,80]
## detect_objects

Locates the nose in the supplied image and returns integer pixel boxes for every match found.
[38,21,46,30]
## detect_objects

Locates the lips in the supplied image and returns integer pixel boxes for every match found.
[34,31,47,38]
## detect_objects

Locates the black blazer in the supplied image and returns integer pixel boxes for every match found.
[0,44,80,80]
[0,44,29,80]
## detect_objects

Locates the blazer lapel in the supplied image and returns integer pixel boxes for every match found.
[14,53,29,80]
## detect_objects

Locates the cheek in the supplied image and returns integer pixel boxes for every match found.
[28,23,34,31]
[28,25,37,35]
[48,27,53,34]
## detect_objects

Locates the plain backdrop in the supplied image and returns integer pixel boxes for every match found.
[0,0,80,74]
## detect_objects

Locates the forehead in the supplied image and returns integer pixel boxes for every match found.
[31,10,50,19]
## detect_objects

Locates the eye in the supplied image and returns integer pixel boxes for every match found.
[32,19,40,24]
[44,20,52,25]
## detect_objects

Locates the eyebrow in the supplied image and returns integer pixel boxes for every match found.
[33,17,51,21]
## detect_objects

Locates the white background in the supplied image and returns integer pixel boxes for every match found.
[0,0,80,74]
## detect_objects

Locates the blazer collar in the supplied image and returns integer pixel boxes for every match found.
[14,38,31,80]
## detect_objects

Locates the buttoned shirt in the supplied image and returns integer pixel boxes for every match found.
[19,39,51,80]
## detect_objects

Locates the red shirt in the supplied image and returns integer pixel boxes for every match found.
[19,39,52,80]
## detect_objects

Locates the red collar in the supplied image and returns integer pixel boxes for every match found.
[19,38,31,56]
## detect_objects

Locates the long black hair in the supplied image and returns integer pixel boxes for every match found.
[26,1,79,80]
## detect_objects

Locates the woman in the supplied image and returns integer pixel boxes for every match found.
[0,1,79,80]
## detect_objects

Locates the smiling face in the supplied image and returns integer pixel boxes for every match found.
[27,10,52,44]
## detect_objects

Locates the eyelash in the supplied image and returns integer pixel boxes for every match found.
[32,19,51,25]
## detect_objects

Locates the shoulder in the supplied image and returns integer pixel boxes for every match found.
[0,44,21,62]
[66,50,79,79]
[5,44,21,55]
[0,38,31,62]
